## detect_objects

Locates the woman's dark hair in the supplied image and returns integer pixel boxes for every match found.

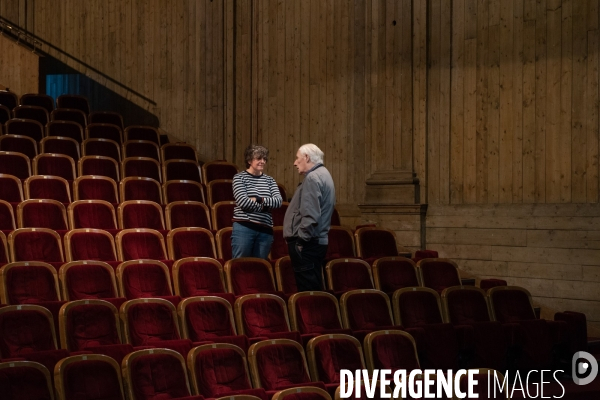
[244,144,269,168]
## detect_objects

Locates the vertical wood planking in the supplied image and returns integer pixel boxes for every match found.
[560,0,572,203]
[439,0,452,204]
[428,0,441,204]
[572,0,588,202]
[487,0,500,203]
[587,0,599,203]
[498,0,514,203]
[451,0,466,204]
[535,0,547,203]
[464,0,478,203]
[512,0,524,203]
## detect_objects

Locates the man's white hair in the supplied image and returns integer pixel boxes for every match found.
[298,143,324,164]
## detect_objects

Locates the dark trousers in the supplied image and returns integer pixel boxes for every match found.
[287,238,328,292]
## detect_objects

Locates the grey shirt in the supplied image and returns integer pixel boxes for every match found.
[283,163,336,245]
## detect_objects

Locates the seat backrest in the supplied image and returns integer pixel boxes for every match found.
[63,229,117,263]
[40,136,81,161]
[306,334,365,384]
[24,175,71,204]
[339,289,395,330]
[187,343,253,398]
[289,291,344,334]
[363,330,420,373]
[207,179,235,206]
[0,134,38,159]
[8,228,64,263]
[272,387,332,400]
[235,294,291,337]
[161,142,198,162]
[441,285,491,324]
[0,90,18,110]
[165,201,211,230]
[59,260,118,300]
[325,226,355,260]
[270,226,288,261]
[45,120,84,143]
[274,256,296,294]
[124,125,160,145]
[121,156,161,182]
[0,231,9,265]
[248,339,311,390]
[0,361,55,400]
[59,300,122,352]
[88,111,124,130]
[56,95,90,115]
[0,261,60,304]
[0,105,9,124]
[325,258,374,293]
[392,287,444,328]
[54,354,124,400]
[123,140,160,161]
[163,159,202,183]
[216,227,233,261]
[172,257,225,297]
[51,108,87,128]
[0,305,58,357]
[117,260,173,299]
[5,118,45,141]
[74,175,118,203]
[0,151,31,180]
[122,348,194,400]
[20,93,55,112]
[225,257,277,295]
[417,258,461,294]
[68,200,118,230]
[212,201,235,230]
[202,161,239,183]
[121,299,181,346]
[0,199,16,231]
[13,107,49,127]
[178,296,237,341]
[17,199,68,230]
[118,200,165,230]
[162,179,205,203]
[354,228,398,260]
[115,228,167,261]
[0,173,24,202]
[86,123,123,144]
[167,228,217,261]
[271,202,289,228]
[487,286,536,322]
[78,155,120,181]
[372,257,419,295]
[82,138,121,163]
[120,178,164,210]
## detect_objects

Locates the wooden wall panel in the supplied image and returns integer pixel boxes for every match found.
[0,34,38,96]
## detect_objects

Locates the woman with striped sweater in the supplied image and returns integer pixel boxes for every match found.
[231,144,282,259]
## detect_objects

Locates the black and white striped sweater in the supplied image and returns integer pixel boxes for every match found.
[232,171,282,227]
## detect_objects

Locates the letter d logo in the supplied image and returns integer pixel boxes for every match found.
[572,351,598,385]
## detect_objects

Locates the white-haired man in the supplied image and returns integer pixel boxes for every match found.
[283,143,336,291]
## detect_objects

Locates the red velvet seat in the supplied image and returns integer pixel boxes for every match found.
[121,300,193,356]
[118,200,165,230]
[7,228,64,268]
[161,142,198,162]
[355,227,408,265]
[164,159,203,183]
[78,155,120,180]
[363,330,420,374]
[166,201,211,230]
[248,339,322,397]
[56,95,90,116]
[24,175,71,204]
[288,291,352,336]
[163,179,206,203]
[86,123,123,144]
[0,134,38,160]
[0,262,60,305]
[124,125,161,145]
[339,289,402,341]
[123,140,160,161]
[270,227,288,261]
[21,93,55,113]
[0,105,9,125]
[212,201,235,230]
[0,360,55,400]
[274,256,296,295]
[59,260,122,302]
[0,151,31,180]
[0,173,24,203]
[63,229,119,267]
[39,136,81,161]
[306,334,366,397]
[188,343,267,399]
[417,258,462,294]
[74,175,119,203]
[122,348,204,400]
[17,199,68,230]
[325,258,374,296]
[324,227,355,263]
[120,177,163,204]
[5,118,45,141]
[172,258,233,304]
[168,228,217,260]
[117,260,178,305]
[122,157,162,182]
[82,138,121,163]
[116,228,169,262]
[89,111,123,130]
[0,199,16,232]
[179,296,249,351]
[202,161,238,183]
[235,294,305,344]
[58,301,131,363]
[216,227,233,262]
[271,202,289,227]
[68,200,118,230]
[54,354,126,400]
[0,90,18,110]
[271,387,332,400]
[0,231,9,267]
[207,179,235,206]
[45,120,84,143]
[225,258,283,297]
[372,257,419,297]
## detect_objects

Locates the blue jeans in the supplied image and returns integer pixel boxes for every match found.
[231,222,274,259]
